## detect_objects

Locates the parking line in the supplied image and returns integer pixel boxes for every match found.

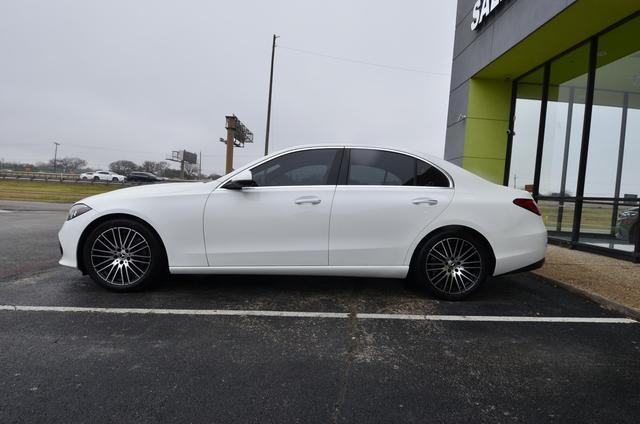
[0,305,636,323]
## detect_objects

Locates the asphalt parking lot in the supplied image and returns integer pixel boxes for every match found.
[1,200,639,423]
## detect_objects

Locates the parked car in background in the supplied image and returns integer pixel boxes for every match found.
[79,171,125,182]
[59,145,547,300]
[126,171,166,183]
[616,207,639,244]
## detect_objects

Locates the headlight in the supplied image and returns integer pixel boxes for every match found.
[67,203,92,221]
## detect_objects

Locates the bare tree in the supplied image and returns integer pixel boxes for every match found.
[141,160,169,176]
[46,157,87,173]
[109,160,139,175]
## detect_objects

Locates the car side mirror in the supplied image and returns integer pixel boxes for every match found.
[222,169,257,190]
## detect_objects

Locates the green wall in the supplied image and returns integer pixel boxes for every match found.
[462,79,512,184]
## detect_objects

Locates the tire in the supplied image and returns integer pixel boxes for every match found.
[112,177,118,182]
[81,177,87,181]
[412,230,490,301]
[82,219,165,291]
[92,176,99,182]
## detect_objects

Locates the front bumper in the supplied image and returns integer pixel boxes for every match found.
[58,209,98,269]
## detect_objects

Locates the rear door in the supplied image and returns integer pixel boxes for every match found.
[329,148,454,266]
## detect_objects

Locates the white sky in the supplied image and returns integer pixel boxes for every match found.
[0,0,456,174]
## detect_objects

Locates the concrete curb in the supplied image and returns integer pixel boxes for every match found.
[531,272,640,321]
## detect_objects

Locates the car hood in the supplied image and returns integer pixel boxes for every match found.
[78,182,217,208]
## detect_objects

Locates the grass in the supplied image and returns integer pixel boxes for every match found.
[539,200,636,233]
[0,179,126,203]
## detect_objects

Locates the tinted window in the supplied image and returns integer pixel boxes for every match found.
[416,160,450,187]
[348,150,415,186]
[251,149,340,187]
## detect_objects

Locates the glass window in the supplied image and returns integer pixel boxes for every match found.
[251,149,339,186]
[507,67,544,190]
[416,160,450,187]
[538,43,590,198]
[348,149,415,186]
[578,15,640,252]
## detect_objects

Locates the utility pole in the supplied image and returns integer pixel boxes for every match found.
[220,115,254,174]
[225,116,237,173]
[53,142,60,173]
[264,34,279,156]
[199,151,202,179]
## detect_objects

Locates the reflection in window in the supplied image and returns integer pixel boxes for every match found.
[348,150,415,186]
[539,44,590,198]
[508,68,544,190]
[251,149,339,186]
[578,15,640,252]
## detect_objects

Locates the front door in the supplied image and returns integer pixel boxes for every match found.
[204,148,343,266]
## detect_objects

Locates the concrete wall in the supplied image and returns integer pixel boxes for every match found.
[445,0,576,175]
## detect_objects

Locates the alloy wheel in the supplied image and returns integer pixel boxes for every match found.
[425,237,482,295]
[90,227,151,286]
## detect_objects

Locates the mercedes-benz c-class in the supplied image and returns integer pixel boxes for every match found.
[59,145,547,300]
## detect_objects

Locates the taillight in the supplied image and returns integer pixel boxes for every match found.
[513,198,541,215]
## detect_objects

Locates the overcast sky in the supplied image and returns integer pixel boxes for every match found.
[0,0,455,174]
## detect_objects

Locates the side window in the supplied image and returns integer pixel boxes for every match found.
[347,149,415,186]
[251,149,340,187]
[416,160,450,187]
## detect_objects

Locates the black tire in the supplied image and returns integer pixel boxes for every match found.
[412,230,490,301]
[82,219,165,292]
[111,177,118,182]
[92,176,99,182]
[81,177,87,181]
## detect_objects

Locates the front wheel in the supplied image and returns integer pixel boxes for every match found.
[83,219,165,291]
[413,231,489,300]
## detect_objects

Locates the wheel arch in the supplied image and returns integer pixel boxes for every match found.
[408,225,496,276]
[76,213,169,274]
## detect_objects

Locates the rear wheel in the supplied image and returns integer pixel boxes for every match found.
[413,230,489,300]
[92,176,99,182]
[111,177,118,182]
[83,219,165,291]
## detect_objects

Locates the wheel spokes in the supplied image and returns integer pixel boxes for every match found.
[425,238,483,295]
[90,227,151,286]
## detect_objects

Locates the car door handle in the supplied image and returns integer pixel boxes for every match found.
[412,198,438,206]
[295,196,321,205]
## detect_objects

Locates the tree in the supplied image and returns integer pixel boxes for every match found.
[184,163,200,179]
[109,160,139,175]
[141,160,169,176]
[61,157,87,173]
[44,157,87,173]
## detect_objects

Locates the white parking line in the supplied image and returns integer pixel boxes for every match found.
[0,305,636,323]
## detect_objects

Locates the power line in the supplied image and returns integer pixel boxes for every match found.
[278,45,450,76]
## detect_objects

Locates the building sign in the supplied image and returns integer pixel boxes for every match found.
[471,0,507,31]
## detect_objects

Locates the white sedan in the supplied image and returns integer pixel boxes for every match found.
[59,145,546,300]
[79,170,126,182]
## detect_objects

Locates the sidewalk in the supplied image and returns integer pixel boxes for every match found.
[534,245,640,317]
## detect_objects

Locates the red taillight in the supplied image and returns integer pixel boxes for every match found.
[513,198,541,215]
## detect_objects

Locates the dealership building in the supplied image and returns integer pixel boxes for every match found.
[445,0,640,261]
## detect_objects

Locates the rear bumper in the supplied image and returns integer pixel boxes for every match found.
[496,258,545,277]
[492,223,547,276]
